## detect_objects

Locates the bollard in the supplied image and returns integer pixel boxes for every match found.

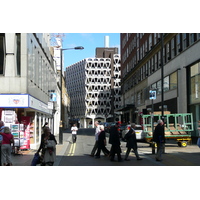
[152,142,156,154]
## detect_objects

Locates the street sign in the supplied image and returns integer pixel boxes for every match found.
[50,93,57,102]
[149,90,156,100]
[48,102,53,109]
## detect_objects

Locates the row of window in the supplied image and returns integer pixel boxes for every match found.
[27,35,56,95]
[124,71,178,106]
[0,33,21,76]
[190,61,200,105]
[122,33,200,80]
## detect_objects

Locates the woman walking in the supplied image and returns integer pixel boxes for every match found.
[0,127,14,166]
[37,127,57,166]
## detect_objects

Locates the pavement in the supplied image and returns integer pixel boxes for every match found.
[6,129,72,166]
[2,128,200,166]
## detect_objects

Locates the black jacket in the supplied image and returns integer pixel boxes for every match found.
[153,124,165,143]
[97,130,106,147]
[124,128,137,150]
[109,126,120,145]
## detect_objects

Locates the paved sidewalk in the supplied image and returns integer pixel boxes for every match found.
[9,130,71,166]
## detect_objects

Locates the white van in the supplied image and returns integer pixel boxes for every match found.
[122,124,145,141]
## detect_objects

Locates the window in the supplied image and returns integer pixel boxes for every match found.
[171,38,175,58]
[143,65,146,79]
[148,59,151,75]
[16,33,21,76]
[166,42,170,60]
[137,48,139,62]
[190,62,200,104]
[157,80,161,94]
[154,33,157,45]
[163,45,166,64]
[140,46,143,60]
[189,33,196,45]
[151,57,155,72]
[182,33,187,49]
[0,33,5,74]
[164,76,169,92]
[170,71,177,90]
[145,40,148,53]
[149,34,152,50]
[176,34,181,54]
[145,63,148,77]
[158,50,161,68]
[151,83,156,90]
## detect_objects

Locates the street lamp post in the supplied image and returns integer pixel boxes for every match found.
[160,33,165,153]
[161,34,164,121]
[59,46,84,144]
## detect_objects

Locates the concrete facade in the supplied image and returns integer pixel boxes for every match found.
[0,33,59,149]
[66,53,121,128]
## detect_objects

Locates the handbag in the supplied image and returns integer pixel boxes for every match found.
[197,138,200,148]
[46,140,56,148]
[31,153,41,166]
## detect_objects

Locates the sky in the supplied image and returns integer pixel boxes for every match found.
[61,33,120,69]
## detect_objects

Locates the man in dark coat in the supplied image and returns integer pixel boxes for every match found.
[95,125,110,158]
[124,123,142,161]
[153,119,165,161]
[109,123,123,162]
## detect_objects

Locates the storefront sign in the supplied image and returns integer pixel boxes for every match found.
[0,94,52,114]
[29,95,52,114]
[0,94,29,107]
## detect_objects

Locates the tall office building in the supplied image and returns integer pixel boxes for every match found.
[120,33,200,140]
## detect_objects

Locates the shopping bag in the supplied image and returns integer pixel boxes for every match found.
[31,153,41,166]
[197,138,200,148]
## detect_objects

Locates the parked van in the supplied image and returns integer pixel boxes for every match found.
[122,124,145,141]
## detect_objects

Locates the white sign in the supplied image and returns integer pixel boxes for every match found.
[149,90,156,100]
[48,102,53,110]
[0,94,29,107]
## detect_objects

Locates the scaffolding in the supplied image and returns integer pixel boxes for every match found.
[142,113,194,147]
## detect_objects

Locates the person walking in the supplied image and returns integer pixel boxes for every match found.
[0,127,14,166]
[71,124,78,143]
[153,119,165,161]
[42,122,48,131]
[0,121,5,144]
[90,121,100,156]
[95,125,110,158]
[109,123,123,162]
[124,123,142,161]
[37,127,57,166]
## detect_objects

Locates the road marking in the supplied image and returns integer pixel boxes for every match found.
[67,143,76,156]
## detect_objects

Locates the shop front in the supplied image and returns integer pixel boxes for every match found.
[188,61,200,140]
[0,94,52,150]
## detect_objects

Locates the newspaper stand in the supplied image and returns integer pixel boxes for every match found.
[11,124,23,155]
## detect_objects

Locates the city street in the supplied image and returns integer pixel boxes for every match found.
[9,128,200,166]
[58,128,200,166]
